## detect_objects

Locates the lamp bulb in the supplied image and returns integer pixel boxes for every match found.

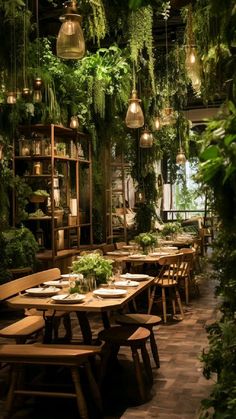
[61,18,76,36]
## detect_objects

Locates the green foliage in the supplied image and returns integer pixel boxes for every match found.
[161,222,182,237]
[128,5,155,92]
[197,101,236,230]
[3,226,38,270]
[87,0,107,46]
[0,231,12,284]
[135,231,157,252]
[72,253,113,285]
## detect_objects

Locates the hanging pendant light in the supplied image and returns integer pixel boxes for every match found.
[154,116,161,130]
[176,147,186,165]
[125,89,144,129]
[139,127,153,148]
[7,92,16,104]
[57,0,85,60]
[161,106,176,126]
[70,115,79,129]
[33,89,42,103]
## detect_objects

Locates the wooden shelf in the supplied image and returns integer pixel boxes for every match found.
[37,248,80,261]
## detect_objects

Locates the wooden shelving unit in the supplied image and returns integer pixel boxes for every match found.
[13,124,93,265]
[105,151,130,244]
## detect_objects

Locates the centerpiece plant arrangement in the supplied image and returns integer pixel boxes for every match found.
[72,253,113,287]
[134,232,157,254]
[160,222,182,239]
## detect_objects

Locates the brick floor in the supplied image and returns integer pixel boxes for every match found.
[0,271,218,419]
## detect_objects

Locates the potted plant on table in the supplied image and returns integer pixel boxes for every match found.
[72,253,113,288]
[161,222,182,239]
[135,232,158,254]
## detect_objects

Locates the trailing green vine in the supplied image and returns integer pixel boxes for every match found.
[128,5,155,93]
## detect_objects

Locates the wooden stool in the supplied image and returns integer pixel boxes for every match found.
[115,313,161,368]
[98,326,152,402]
[0,343,102,419]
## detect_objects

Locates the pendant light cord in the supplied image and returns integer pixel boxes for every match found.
[165,18,169,103]
[23,6,26,86]
[36,0,40,72]
[132,61,136,90]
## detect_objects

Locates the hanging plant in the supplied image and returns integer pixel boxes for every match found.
[87,0,107,46]
[128,5,155,93]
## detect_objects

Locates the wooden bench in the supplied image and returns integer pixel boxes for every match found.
[0,268,71,343]
[0,343,102,419]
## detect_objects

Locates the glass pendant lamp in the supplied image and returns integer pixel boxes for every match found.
[139,127,153,148]
[125,89,144,129]
[7,92,16,104]
[154,116,161,130]
[57,0,85,59]
[33,89,42,103]
[70,115,79,129]
[176,147,186,164]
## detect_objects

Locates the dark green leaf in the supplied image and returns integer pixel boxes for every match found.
[200,145,221,161]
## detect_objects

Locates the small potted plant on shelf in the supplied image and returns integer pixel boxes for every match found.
[135,232,158,254]
[29,189,49,203]
[72,253,113,287]
[56,142,66,156]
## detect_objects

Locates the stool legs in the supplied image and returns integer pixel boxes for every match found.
[149,329,160,368]
[175,288,184,318]
[71,366,89,419]
[84,362,103,415]
[140,345,153,385]
[4,366,18,419]
[131,347,146,402]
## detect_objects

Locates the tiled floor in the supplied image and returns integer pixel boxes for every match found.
[0,270,218,419]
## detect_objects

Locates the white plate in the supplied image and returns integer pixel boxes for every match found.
[160,246,178,250]
[60,273,82,279]
[114,280,139,288]
[25,287,60,297]
[51,294,85,304]
[128,254,144,259]
[120,273,150,281]
[43,280,69,287]
[93,288,127,298]
[106,251,130,256]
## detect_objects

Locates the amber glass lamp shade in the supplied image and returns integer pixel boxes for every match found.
[125,90,144,129]
[22,87,31,99]
[154,116,161,130]
[33,90,42,103]
[57,1,85,60]
[139,128,153,148]
[33,77,43,90]
[70,115,79,129]
[176,147,186,165]
[7,92,16,104]
[161,107,176,126]
[185,47,197,72]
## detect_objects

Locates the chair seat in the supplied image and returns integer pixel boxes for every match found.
[115,313,161,327]
[0,316,45,339]
[156,279,178,287]
[98,326,150,346]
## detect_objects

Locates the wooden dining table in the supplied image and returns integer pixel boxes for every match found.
[6,278,154,344]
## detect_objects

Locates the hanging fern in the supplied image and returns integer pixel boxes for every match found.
[93,77,106,118]
[128,5,155,93]
[88,0,107,46]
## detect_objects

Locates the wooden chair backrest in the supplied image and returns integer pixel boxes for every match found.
[115,242,126,250]
[157,254,183,285]
[0,268,61,301]
[101,243,116,254]
[180,251,194,276]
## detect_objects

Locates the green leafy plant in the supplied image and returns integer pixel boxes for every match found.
[72,253,113,285]
[135,231,157,253]
[3,226,39,270]
[161,222,182,238]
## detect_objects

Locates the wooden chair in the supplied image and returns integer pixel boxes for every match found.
[100,243,116,254]
[98,326,152,402]
[177,248,195,305]
[115,241,126,250]
[148,254,184,323]
[115,313,161,368]
[0,268,71,343]
[0,343,102,419]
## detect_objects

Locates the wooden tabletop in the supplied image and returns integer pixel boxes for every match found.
[6,278,154,314]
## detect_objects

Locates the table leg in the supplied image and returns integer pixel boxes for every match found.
[101,311,110,329]
[43,315,54,343]
[76,312,93,344]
